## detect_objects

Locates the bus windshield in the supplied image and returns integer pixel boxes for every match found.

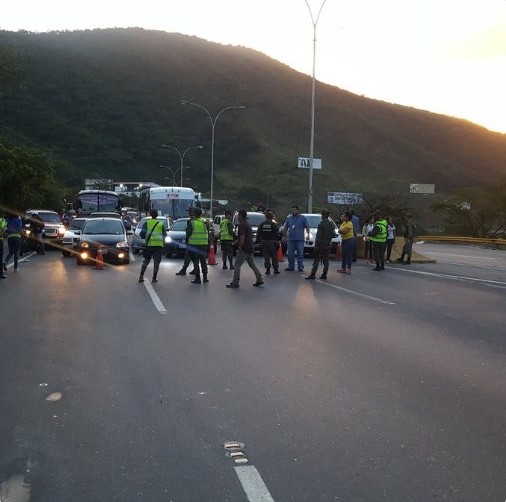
[76,191,121,215]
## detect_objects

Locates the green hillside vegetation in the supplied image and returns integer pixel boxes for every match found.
[0,28,505,231]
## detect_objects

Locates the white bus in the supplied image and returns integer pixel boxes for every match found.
[141,186,199,220]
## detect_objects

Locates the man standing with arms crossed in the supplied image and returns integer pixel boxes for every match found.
[282,205,310,272]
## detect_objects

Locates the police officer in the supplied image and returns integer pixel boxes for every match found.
[256,210,280,275]
[369,213,388,271]
[187,207,209,284]
[138,210,167,283]
[219,210,235,270]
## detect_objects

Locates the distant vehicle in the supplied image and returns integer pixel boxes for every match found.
[61,218,87,257]
[74,190,121,217]
[280,213,341,255]
[131,216,172,255]
[140,186,199,220]
[25,209,66,249]
[74,217,131,265]
[165,218,190,258]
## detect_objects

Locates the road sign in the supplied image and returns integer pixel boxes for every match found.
[410,184,435,194]
[298,157,322,169]
[327,192,363,205]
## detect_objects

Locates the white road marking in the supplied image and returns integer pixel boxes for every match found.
[396,268,506,289]
[234,465,275,502]
[144,281,168,314]
[318,280,396,305]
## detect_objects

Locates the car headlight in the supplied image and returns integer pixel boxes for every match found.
[58,225,66,236]
[80,242,89,248]
[165,236,172,243]
[116,240,128,248]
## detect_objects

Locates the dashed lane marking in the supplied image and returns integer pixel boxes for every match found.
[234,465,275,502]
[318,279,396,305]
[144,281,168,314]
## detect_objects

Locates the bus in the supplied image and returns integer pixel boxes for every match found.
[74,190,122,217]
[141,186,199,220]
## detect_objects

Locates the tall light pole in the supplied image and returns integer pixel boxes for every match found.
[305,0,327,213]
[181,100,246,219]
[161,144,203,187]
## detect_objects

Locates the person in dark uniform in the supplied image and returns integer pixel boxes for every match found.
[305,209,335,280]
[256,210,280,275]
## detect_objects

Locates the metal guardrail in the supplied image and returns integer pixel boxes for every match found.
[418,236,506,247]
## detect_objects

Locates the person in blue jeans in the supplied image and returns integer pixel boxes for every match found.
[282,205,310,272]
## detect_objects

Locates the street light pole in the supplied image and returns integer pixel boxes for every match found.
[181,100,246,219]
[304,0,327,213]
[161,144,203,187]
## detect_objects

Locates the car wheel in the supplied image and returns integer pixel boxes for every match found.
[76,257,85,265]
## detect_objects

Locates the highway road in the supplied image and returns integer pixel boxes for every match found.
[0,242,504,501]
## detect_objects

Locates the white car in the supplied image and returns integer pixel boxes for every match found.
[281,213,341,255]
[61,218,87,256]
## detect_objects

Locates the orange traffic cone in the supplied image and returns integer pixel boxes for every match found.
[335,243,342,261]
[277,243,285,262]
[207,243,217,265]
[94,246,106,270]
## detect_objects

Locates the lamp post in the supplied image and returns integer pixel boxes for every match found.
[161,144,203,187]
[181,100,246,219]
[159,165,180,186]
[304,0,327,213]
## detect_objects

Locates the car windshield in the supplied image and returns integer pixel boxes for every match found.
[70,219,86,231]
[246,214,266,225]
[39,212,61,223]
[83,220,124,235]
[305,215,322,228]
[171,220,188,231]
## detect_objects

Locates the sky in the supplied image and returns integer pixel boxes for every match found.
[1,0,506,133]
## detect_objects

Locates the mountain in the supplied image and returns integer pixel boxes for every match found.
[0,27,505,213]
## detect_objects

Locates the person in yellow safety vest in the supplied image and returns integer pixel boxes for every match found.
[138,209,167,283]
[186,207,209,284]
[369,213,388,271]
[0,213,7,278]
[219,209,235,270]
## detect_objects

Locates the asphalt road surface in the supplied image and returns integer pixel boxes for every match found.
[1,242,504,501]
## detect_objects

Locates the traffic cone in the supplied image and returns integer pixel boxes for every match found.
[207,243,217,265]
[277,243,285,262]
[335,243,342,261]
[94,246,106,270]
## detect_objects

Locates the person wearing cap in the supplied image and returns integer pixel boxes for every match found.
[256,210,280,275]
[176,207,196,276]
[219,210,235,270]
[305,209,335,280]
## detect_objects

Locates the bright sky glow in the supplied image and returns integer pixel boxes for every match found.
[1,0,505,133]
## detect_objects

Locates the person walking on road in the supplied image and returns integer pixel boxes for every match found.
[226,210,263,288]
[0,213,7,279]
[187,207,209,284]
[176,207,195,276]
[256,210,280,275]
[219,210,235,270]
[282,205,310,272]
[305,209,335,280]
[396,214,417,265]
[4,212,23,272]
[337,211,356,273]
[138,210,167,283]
[369,213,388,271]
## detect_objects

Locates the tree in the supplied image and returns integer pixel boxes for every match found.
[431,183,506,237]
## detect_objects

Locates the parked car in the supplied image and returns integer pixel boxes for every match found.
[74,217,131,265]
[131,216,172,255]
[165,218,190,258]
[61,218,87,257]
[280,213,341,255]
[25,209,66,249]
